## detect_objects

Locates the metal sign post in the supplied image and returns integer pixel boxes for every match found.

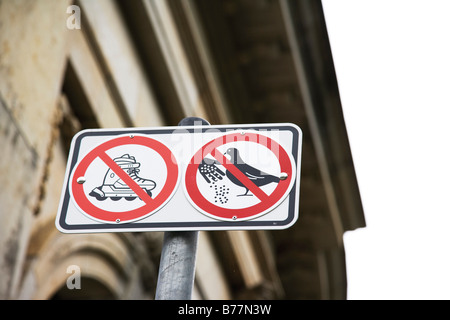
[154,231,198,300]
[154,117,209,300]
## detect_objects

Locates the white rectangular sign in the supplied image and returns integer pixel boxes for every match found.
[55,123,302,233]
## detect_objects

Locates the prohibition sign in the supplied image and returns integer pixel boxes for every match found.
[70,135,179,224]
[184,131,295,221]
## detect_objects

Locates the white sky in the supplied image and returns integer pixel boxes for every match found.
[322,0,450,299]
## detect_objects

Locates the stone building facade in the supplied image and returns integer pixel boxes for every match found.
[0,0,364,299]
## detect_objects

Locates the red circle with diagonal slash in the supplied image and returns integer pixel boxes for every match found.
[184,132,294,221]
[70,135,179,224]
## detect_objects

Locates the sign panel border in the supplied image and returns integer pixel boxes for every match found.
[55,123,302,233]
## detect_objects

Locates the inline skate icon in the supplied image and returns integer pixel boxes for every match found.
[89,154,156,201]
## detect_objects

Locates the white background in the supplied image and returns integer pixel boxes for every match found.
[323,0,450,299]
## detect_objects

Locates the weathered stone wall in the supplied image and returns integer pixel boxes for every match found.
[0,0,70,298]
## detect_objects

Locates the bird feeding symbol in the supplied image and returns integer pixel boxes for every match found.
[184,131,296,221]
[199,148,282,199]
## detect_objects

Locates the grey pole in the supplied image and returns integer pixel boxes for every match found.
[154,117,210,300]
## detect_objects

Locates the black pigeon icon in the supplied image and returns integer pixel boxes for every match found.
[224,147,280,196]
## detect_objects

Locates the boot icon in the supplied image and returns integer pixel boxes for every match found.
[89,154,156,201]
